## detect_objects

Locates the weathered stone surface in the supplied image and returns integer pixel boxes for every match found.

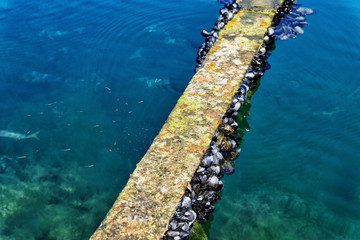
[242,0,281,11]
[90,2,278,240]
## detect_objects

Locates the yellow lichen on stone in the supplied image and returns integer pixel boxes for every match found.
[207,62,216,70]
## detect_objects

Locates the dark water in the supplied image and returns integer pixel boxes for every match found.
[208,0,360,239]
[0,0,220,239]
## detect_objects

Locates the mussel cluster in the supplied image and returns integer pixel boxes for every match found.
[194,0,241,73]
[163,1,297,239]
[270,3,315,40]
[163,79,246,239]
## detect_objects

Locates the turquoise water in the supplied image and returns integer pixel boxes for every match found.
[0,0,221,239]
[208,0,360,239]
[1,0,359,240]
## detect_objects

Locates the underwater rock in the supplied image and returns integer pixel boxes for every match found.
[38,27,84,40]
[22,71,61,84]
[0,156,12,174]
[136,77,171,89]
[0,155,27,175]
[38,29,69,39]
[0,156,107,240]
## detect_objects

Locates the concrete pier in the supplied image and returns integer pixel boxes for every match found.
[90,1,283,239]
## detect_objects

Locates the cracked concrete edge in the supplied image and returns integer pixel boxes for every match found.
[90,1,280,240]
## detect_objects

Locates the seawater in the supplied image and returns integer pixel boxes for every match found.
[207,0,360,239]
[1,0,359,239]
[0,0,220,239]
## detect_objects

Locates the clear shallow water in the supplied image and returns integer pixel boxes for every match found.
[1,0,359,239]
[208,0,360,239]
[0,0,221,239]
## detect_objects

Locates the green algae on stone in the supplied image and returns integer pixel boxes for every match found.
[189,222,208,240]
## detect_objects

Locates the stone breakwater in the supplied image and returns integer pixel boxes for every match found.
[163,1,298,239]
[90,0,296,239]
